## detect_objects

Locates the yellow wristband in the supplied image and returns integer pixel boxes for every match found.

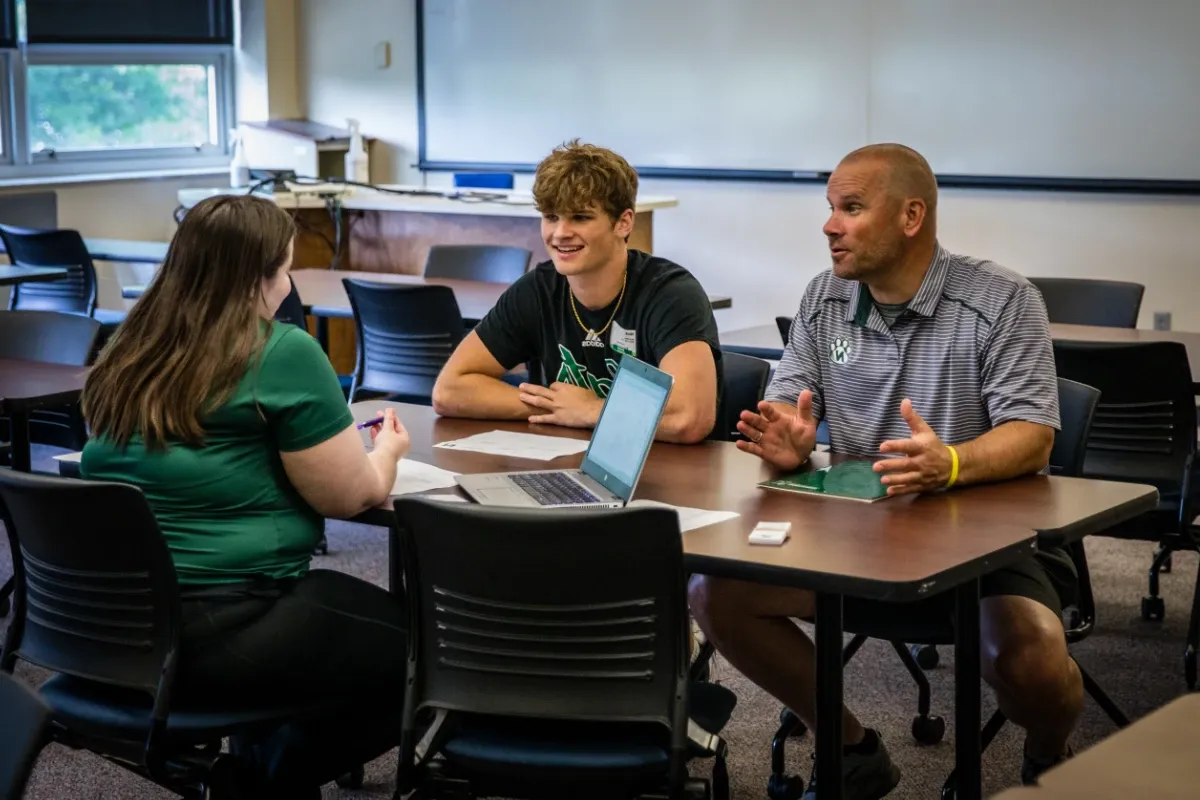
[946,445,960,489]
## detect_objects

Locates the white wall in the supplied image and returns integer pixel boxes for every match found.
[296,0,1200,332]
[297,0,421,184]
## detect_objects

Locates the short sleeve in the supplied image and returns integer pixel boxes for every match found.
[472,272,542,370]
[764,298,825,421]
[981,283,1061,430]
[641,272,720,362]
[256,326,355,451]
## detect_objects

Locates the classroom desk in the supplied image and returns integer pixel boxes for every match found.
[348,401,1157,800]
[990,693,1200,799]
[0,359,89,472]
[0,265,68,287]
[0,237,168,265]
[722,322,1200,389]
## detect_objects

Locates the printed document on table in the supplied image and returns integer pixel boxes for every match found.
[629,499,740,532]
[391,459,460,496]
[434,430,589,461]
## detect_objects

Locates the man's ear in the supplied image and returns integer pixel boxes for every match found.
[614,208,635,241]
[902,198,927,239]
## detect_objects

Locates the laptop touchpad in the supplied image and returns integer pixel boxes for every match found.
[477,488,526,505]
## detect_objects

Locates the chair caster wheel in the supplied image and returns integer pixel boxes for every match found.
[1141,596,1165,622]
[767,774,805,800]
[314,536,329,556]
[911,643,939,670]
[912,713,946,745]
[940,785,958,800]
[779,708,807,738]
[336,764,365,789]
[1160,553,1173,573]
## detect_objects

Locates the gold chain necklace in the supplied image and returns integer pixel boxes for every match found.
[569,269,627,340]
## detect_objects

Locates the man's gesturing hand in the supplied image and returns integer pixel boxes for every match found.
[874,398,954,495]
[736,390,818,470]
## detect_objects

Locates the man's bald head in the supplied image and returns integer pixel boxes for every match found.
[839,143,938,224]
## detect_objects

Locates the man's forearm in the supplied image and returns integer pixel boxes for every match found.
[432,374,540,420]
[954,421,1053,486]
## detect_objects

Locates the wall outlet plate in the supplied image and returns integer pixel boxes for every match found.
[1153,311,1172,330]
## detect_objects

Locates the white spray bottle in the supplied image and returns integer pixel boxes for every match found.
[344,118,369,184]
[229,128,250,188]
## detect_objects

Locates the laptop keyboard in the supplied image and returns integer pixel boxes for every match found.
[510,472,602,506]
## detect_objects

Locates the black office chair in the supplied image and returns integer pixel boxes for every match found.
[0,224,126,359]
[0,470,362,799]
[0,310,100,459]
[392,497,735,800]
[763,378,1129,800]
[342,279,465,405]
[1028,277,1144,329]
[711,350,770,442]
[1052,340,1199,687]
[423,244,532,284]
[274,274,307,330]
[776,316,792,345]
[0,672,51,800]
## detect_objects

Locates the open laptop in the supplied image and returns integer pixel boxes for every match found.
[456,356,674,508]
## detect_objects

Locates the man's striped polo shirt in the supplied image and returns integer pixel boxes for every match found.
[766,244,1060,456]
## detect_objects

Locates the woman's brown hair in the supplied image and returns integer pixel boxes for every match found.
[82,194,296,450]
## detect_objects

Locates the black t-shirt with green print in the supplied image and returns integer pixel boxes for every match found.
[474,249,723,405]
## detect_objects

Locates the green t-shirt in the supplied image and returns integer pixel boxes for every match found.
[81,323,354,585]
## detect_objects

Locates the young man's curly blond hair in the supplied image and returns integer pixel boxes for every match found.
[532,139,638,222]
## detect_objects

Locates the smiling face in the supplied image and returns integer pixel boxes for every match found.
[822,158,910,281]
[541,204,634,277]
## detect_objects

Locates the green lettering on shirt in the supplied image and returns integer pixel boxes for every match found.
[554,344,619,398]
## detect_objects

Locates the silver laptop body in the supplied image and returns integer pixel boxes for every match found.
[456,356,674,509]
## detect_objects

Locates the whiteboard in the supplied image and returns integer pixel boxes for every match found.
[420,0,1200,183]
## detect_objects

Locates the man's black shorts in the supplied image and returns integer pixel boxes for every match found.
[841,546,1080,631]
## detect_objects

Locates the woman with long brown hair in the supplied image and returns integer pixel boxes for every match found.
[81,194,409,798]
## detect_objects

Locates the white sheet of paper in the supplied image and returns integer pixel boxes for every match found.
[53,451,83,462]
[629,499,740,532]
[434,430,589,461]
[390,459,460,496]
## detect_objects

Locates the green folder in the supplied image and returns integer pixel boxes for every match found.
[758,461,890,502]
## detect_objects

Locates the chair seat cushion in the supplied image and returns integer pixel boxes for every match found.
[39,674,336,744]
[440,681,735,781]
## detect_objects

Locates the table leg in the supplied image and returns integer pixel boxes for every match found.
[315,315,330,353]
[815,591,844,800]
[10,407,32,472]
[955,578,982,800]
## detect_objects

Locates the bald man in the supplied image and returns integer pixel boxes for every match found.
[689,144,1078,798]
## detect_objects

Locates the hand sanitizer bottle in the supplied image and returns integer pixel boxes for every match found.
[344,118,370,184]
[229,128,250,189]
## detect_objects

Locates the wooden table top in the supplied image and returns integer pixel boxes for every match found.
[722,322,1200,381]
[352,401,1156,601]
[993,693,1200,799]
[0,358,89,410]
[0,265,68,288]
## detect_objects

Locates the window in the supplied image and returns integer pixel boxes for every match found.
[0,1,234,179]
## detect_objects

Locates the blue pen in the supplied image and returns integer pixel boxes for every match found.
[356,415,385,430]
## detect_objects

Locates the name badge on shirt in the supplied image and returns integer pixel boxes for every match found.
[610,322,637,358]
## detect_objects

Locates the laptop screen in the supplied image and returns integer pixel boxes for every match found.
[581,357,673,500]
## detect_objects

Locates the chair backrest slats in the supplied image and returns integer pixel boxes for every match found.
[0,225,98,315]
[343,279,465,402]
[395,498,688,728]
[0,471,180,697]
